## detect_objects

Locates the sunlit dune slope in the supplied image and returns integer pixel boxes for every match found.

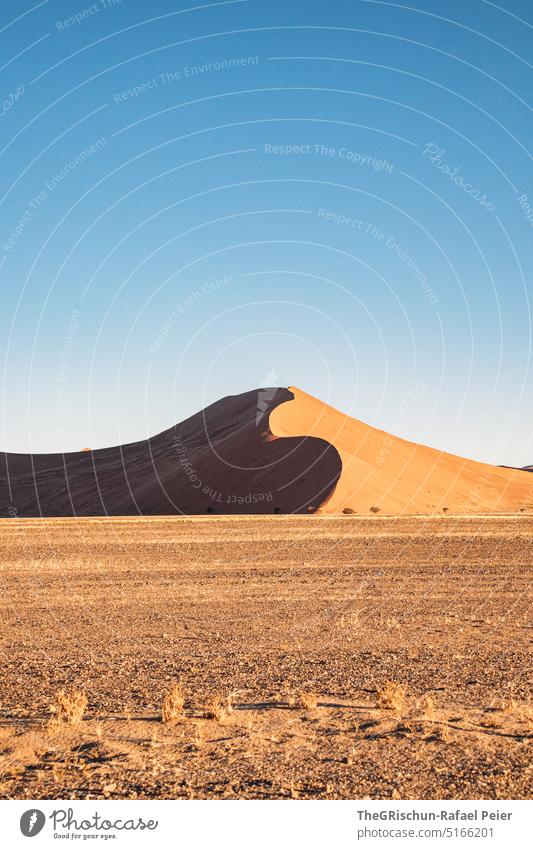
[269,386,533,515]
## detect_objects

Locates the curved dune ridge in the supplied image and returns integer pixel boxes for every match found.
[1,385,531,517]
[269,386,533,515]
[0,388,341,517]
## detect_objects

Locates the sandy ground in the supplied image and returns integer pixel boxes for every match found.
[0,515,531,800]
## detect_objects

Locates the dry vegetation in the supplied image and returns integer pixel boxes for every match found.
[161,685,186,725]
[293,692,319,711]
[0,515,531,800]
[376,681,408,713]
[50,689,87,728]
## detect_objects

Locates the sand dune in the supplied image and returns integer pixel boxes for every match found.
[269,386,533,515]
[2,385,531,517]
[0,389,340,517]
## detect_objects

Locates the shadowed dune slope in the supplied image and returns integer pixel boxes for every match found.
[0,389,341,517]
[269,386,533,515]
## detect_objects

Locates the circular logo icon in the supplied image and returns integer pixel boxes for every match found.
[20,809,46,837]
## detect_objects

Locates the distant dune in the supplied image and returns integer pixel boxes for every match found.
[269,386,533,515]
[0,388,340,517]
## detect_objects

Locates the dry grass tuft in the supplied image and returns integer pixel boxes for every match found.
[204,694,227,721]
[418,694,436,724]
[498,695,533,728]
[192,723,204,749]
[50,689,87,727]
[161,684,186,724]
[289,691,318,710]
[432,724,451,742]
[416,693,444,736]
[376,682,408,713]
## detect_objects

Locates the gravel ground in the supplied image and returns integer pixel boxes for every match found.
[0,515,531,799]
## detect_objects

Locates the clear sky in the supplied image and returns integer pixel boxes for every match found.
[1,0,532,465]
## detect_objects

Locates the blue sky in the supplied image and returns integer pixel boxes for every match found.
[1,0,532,465]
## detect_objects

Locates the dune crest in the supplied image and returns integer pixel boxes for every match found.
[269,386,533,515]
[0,389,341,517]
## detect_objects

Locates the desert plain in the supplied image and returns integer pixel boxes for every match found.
[0,514,531,800]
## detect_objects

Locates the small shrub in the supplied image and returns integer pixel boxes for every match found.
[162,684,186,724]
[369,506,381,514]
[52,689,87,726]
[376,681,408,713]
[342,507,356,515]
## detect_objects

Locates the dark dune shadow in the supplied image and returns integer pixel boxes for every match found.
[0,388,342,517]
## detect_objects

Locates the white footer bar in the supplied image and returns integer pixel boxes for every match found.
[1,799,530,848]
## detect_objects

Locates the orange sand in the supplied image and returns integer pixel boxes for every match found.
[269,386,533,515]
